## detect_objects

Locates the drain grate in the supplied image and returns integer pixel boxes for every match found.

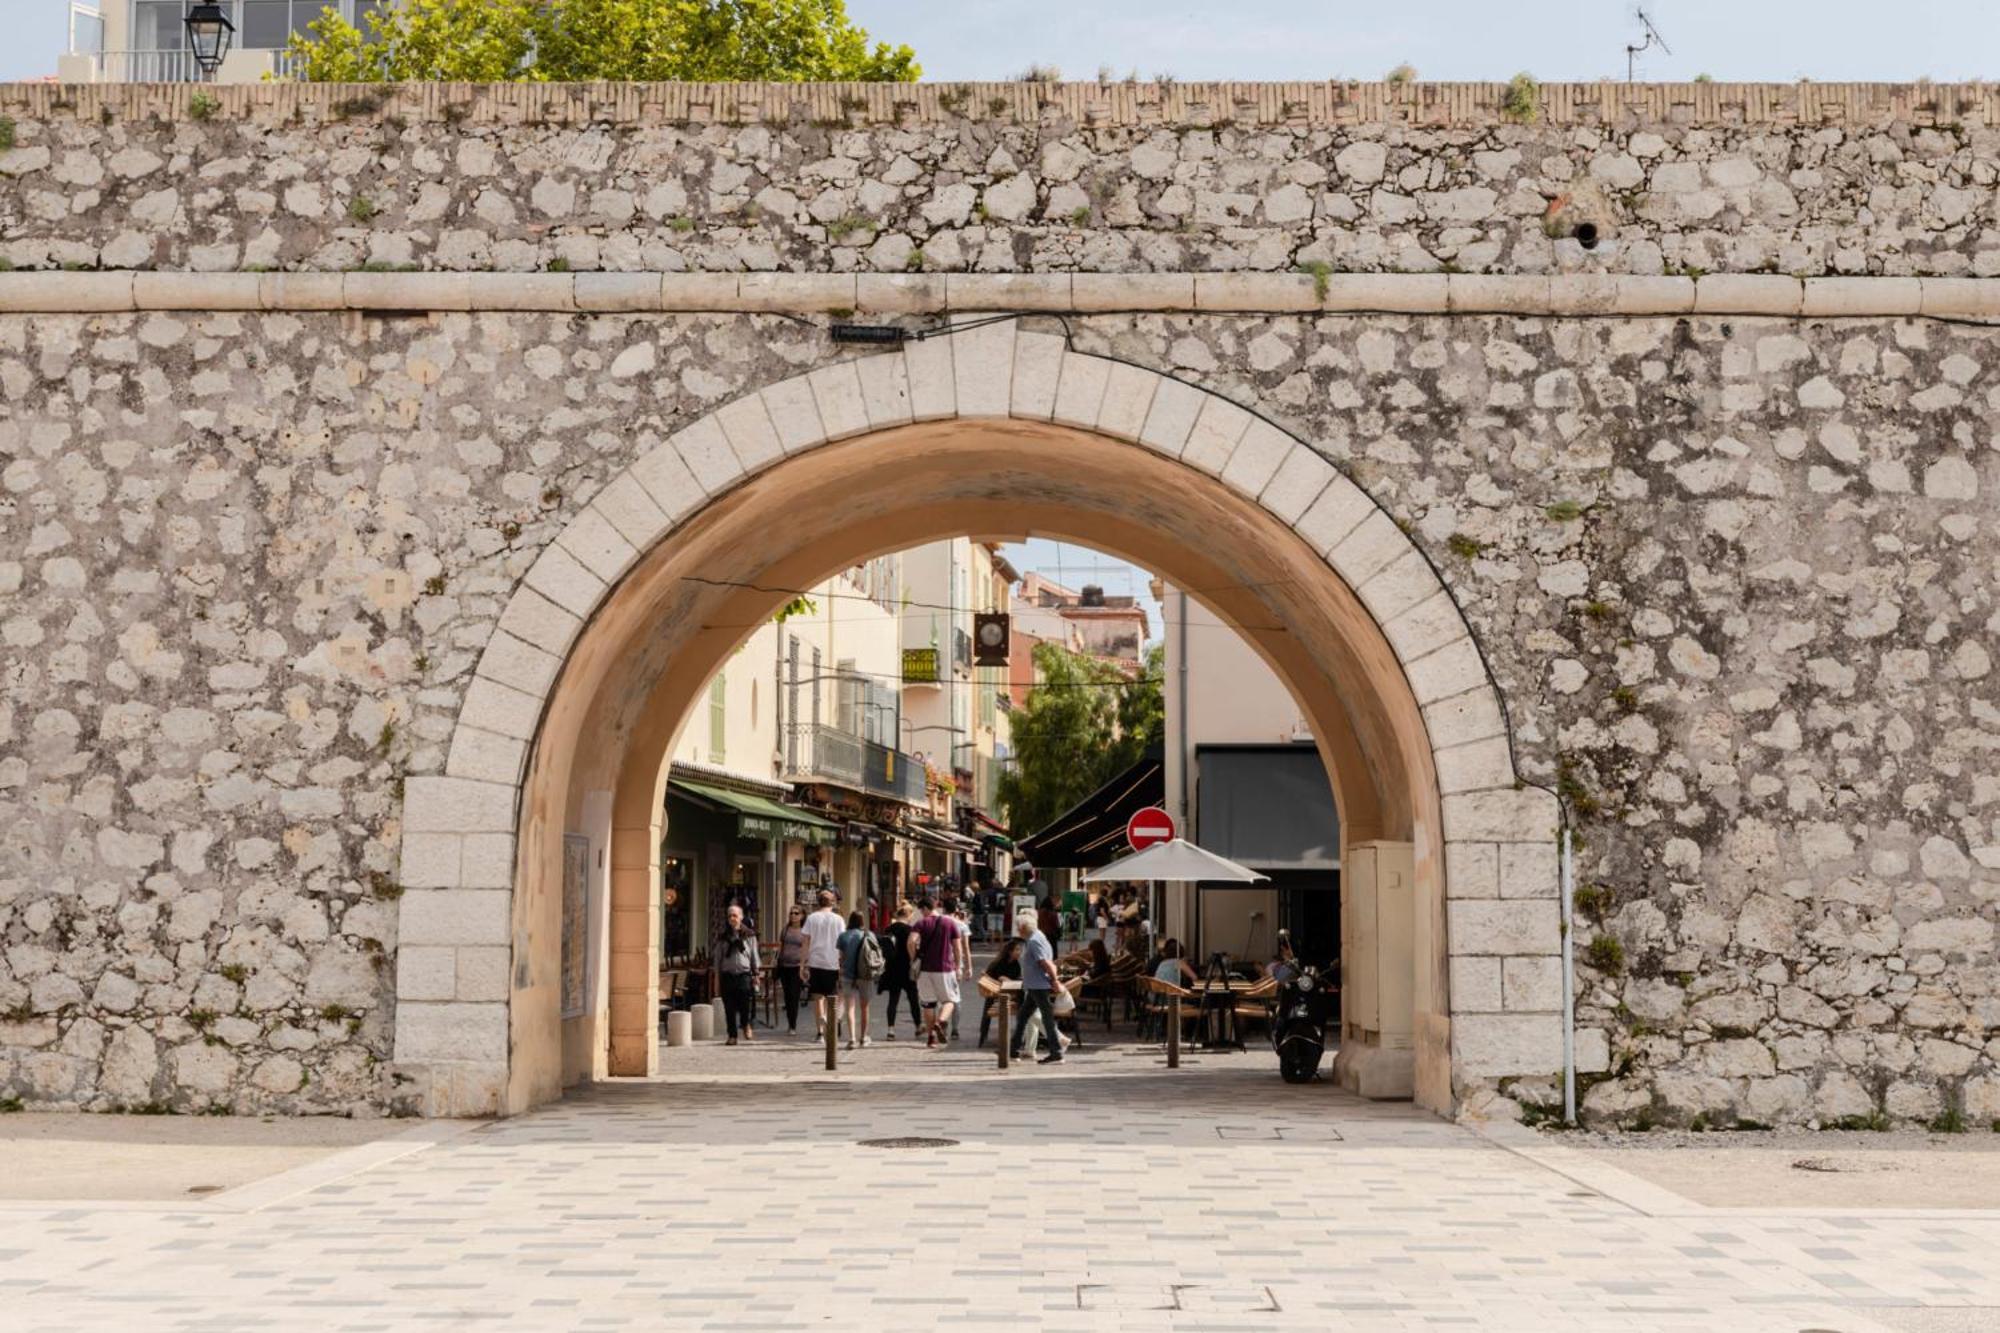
[857,1136,959,1149]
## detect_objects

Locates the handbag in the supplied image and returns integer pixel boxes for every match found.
[1051,987,1077,1016]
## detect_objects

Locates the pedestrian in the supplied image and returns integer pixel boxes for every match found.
[1037,892,1062,958]
[801,889,844,1044]
[776,904,809,1035]
[879,902,921,1040]
[949,903,975,1040]
[1010,909,1064,1065]
[910,895,964,1050]
[711,902,761,1046]
[837,910,880,1050]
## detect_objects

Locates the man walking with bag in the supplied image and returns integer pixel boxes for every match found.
[1010,909,1064,1064]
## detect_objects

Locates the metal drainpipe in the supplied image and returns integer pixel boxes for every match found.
[1176,588,1190,948]
[1560,821,1577,1126]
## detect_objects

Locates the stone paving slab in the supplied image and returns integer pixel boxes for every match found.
[1,1060,1991,1331]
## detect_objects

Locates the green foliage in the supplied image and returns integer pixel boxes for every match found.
[287,0,919,83]
[1583,935,1625,975]
[1570,881,1613,924]
[188,1008,219,1031]
[348,195,379,223]
[1544,499,1584,522]
[1296,259,1332,301]
[1501,72,1541,123]
[998,642,1164,839]
[1835,1110,1891,1131]
[1445,532,1486,559]
[0,116,13,151]
[1012,63,1062,82]
[1931,1105,1967,1134]
[545,257,571,272]
[773,594,817,623]
[218,963,250,984]
[318,1004,354,1022]
[0,1096,22,1113]
[189,91,220,121]
[1384,63,1416,85]
[1692,72,1714,83]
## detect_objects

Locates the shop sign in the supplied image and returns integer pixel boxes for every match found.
[901,647,940,683]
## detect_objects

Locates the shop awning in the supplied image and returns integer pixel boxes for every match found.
[669,779,840,845]
[904,823,984,854]
[1194,744,1338,872]
[1016,747,1164,869]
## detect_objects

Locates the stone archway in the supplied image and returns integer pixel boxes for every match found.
[394,324,1561,1118]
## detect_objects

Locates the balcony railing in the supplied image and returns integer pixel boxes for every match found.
[74,48,303,83]
[785,724,927,805]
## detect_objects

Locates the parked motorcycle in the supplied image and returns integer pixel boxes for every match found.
[1271,959,1337,1084]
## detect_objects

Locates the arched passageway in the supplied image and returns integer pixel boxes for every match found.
[394,329,1561,1118]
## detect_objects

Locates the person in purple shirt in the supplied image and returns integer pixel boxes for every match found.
[910,896,964,1049]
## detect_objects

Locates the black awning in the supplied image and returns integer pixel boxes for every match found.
[1016,748,1165,869]
[1194,744,1338,872]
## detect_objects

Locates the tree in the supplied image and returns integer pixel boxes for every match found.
[997,642,1164,840]
[287,0,920,84]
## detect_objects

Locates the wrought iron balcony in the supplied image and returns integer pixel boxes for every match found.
[785,724,927,805]
[70,48,302,83]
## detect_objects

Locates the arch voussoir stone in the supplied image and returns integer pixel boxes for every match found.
[400,341,1563,1117]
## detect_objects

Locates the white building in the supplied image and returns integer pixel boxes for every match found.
[59,0,378,83]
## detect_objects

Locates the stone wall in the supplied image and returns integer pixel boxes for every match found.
[1,81,1997,279]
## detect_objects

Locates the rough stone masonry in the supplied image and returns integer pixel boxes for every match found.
[0,81,1995,1126]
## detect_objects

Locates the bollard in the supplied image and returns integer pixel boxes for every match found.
[665,1009,692,1048]
[1167,995,1181,1069]
[997,995,1010,1070]
[709,998,728,1039]
[690,1003,714,1042]
[824,1003,838,1071]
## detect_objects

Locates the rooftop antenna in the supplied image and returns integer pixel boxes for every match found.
[1625,6,1671,83]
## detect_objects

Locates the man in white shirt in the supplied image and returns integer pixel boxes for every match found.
[800,889,845,1042]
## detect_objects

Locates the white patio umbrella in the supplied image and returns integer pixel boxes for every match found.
[1083,838,1267,884]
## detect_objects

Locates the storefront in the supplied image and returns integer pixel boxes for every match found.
[664,774,840,953]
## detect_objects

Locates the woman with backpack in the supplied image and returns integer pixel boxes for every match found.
[878,901,921,1040]
[836,910,881,1050]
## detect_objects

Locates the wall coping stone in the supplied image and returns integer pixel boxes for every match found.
[1,271,1993,319]
[3,80,1995,130]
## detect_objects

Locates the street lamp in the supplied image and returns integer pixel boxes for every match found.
[183,3,234,80]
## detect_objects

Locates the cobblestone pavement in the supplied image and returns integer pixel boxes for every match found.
[4,1037,1998,1331]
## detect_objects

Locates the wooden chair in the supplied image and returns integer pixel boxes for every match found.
[1107,954,1144,1024]
[1056,975,1089,1050]
[1230,976,1280,1040]
[1138,976,1199,1044]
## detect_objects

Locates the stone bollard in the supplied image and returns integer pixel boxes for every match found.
[665,1009,692,1047]
[709,998,728,1039]
[691,1003,715,1042]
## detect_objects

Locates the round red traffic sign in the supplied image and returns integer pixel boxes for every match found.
[1126,806,1176,852]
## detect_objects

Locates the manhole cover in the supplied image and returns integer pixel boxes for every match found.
[857,1136,958,1149]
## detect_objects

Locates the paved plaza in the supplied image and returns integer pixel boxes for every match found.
[5,1033,1999,1332]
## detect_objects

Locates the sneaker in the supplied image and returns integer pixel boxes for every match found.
[1037,1052,1064,1064]
[862,1036,873,1047]
[726,1037,738,1047]
[844,1039,856,1051]
[926,1029,937,1049]
[884,1030,897,1041]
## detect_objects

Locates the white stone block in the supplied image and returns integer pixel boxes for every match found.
[1503,957,1563,1011]
[1292,472,1374,555]
[1258,445,1335,524]
[457,675,543,742]
[1449,899,1559,956]
[1448,273,1553,315]
[1383,590,1469,664]
[1051,352,1112,429]
[1009,332,1065,421]
[627,439,706,518]
[396,946,458,1003]
[950,319,1017,417]
[1608,275,1696,315]
[1219,419,1292,500]
[399,833,462,890]
[523,542,608,618]
[1693,274,1802,316]
[715,393,785,471]
[1178,395,1253,475]
[445,725,530,787]
[459,833,517,891]
[259,272,343,311]
[1802,276,1921,318]
[574,272,663,312]
[1356,548,1440,626]
[1434,735,1515,797]
[1442,788,1560,846]
[902,337,955,421]
[1072,272,1192,311]
[1918,277,1996,319]
[671,415,745,494]
[455,946,512,1002]
[658,273,740,311]
[1193,272,1318,312]
[556,505,640,584]
[1423,685,1507,750]
[1094,362,1160,441]
[133,272,262,310]
[807,361,870,440]
[0,271,136,312]
[760,374,828,452]
[855,351,914,428]
[347,272,470,311]
[1500,841,1559,900]
[1323,273,1447,313]
[738,272,855,312]
[464,272,575,311]
[1328,509,1411,589]
[1453,1012,1562,1078]
[1444,841,1500,900]
[1405,635,1488,706]
[475,629,562,698]
[856,273,945,315]
[589,471,671,552]
[399,889,512,947]
[1451,956,1503,1013]
[945,273,1071,311]
[405,776,519,835]
[665,1009,692,1046]
[1136,376,1204,456]
[690,1003,715,1041]
[393,1000,508,1063]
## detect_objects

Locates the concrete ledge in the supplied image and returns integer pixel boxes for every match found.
[0,271,1993,318]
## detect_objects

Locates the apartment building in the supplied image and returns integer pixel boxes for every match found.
[59,0,384,83]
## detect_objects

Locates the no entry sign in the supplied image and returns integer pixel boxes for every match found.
[1126,806,1177,852]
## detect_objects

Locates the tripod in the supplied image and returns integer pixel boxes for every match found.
[1198,952,1243,1051]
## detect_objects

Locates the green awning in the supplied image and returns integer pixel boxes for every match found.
[669,779,840,845]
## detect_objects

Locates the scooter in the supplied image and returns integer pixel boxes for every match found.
[1271,961,1337,1084]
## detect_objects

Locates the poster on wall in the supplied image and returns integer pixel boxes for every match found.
[561,833,591,1019]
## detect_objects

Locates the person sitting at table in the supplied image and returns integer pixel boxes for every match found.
[977,937,1022,1048]
[1263,933,1300,986]
[1152,937,1197,988]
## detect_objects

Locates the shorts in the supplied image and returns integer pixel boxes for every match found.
[843,973,871,995]
[918,971,961,1008]
[808,967,840,997]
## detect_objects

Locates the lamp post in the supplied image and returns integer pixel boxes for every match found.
[183,2,235,80]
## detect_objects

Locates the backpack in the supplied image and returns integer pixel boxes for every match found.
[858,930,886,980]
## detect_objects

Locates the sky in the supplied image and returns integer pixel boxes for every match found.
[9,0,1998,83]
[1001,538,1166,646]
